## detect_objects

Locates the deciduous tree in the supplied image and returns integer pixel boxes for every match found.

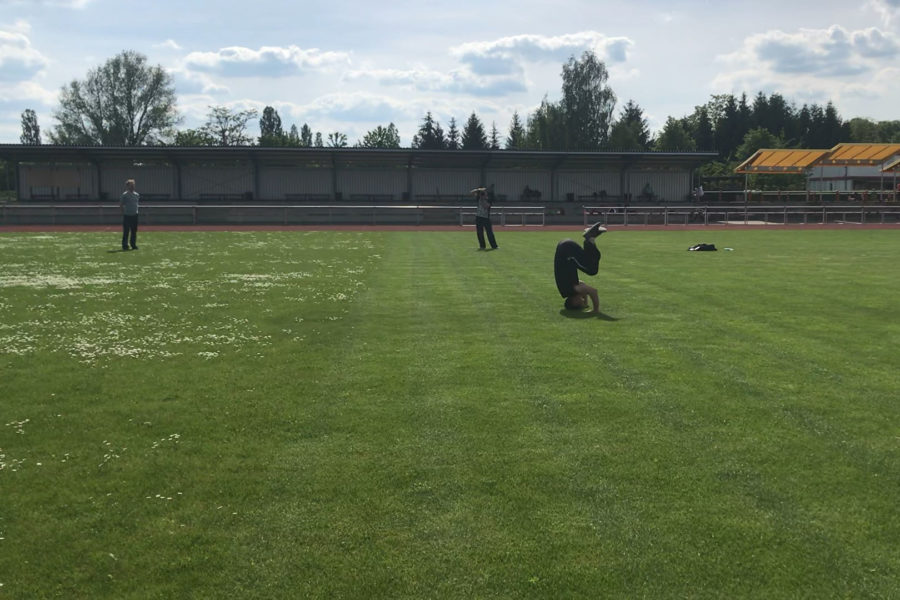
[560,50,616,150]
[327,132,348,148]
[357,123,401,148]
[51,50,178,145]
[258,106,285,146]
[202,106,257,146]
[20,109,41,145]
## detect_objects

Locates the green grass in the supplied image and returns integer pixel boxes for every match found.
[1,229,898,599]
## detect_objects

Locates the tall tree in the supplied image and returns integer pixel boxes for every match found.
[875,120,900,143]
[821,102,849,147]
[258,106,285,146]
[608,100,650,151]
[526,97,567,150]
[505,111,526,149]
[51,50,178,145]
[411,112,446,149]
[288,124,301,146]
[357,123,401,149]
[327,132,348,148]
[714,94,740,159]
[446,117,460,150]
[202,106,258,146]
[461,112,488,150]
[299,124,313,147]
[692,106,715,151]
[314,132,323,147]
[173,128,214,146]
[735,127,783,161]
[653,117,697,151]
[489,122,501,150]
[20,109,41,145]
[560,50,616,150]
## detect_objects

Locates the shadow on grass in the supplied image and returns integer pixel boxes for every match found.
[559,309,618,321]
[107,248,130,253]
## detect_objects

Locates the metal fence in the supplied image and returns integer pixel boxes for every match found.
[0,203,548,227]
[583,205,900,226]
[2,202,898,227]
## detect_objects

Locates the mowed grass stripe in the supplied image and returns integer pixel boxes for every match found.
[0,230,897,598]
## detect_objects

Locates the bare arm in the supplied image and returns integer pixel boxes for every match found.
[573,282,600,313]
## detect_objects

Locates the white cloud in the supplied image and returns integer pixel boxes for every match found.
[344,31,631,99]
[710,23,900,116]
[299,92,416,123]
[867,0,900,26]
[0,79,56,104]
[182,45,351,78]
[154,39,182,51]
[719,25,899,79]
[0,0,93,7]
[0,20,50,81]
[451,31,634,75]
[168,67,229,95]
[345,66,527,96]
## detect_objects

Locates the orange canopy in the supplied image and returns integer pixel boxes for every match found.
[819,143,900,165]
[734,149,829,174]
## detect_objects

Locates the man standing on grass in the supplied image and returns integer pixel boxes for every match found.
[472,187,498,250]
[554,222,607,313]
[120,179,140,251]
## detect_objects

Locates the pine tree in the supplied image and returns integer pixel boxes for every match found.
[411,112,446,149]
[489,122,501,150]
[446,117,460,150]
[505,111,526,149]
[461,112,488,150]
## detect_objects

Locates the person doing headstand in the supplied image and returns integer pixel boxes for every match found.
[554,222,607,313]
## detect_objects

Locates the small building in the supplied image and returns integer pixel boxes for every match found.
[736,143,900,193]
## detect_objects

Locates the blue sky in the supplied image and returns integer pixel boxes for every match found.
[1,0,898,145]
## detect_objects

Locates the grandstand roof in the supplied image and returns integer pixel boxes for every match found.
[883,157,900,172]
[733,149,830,174]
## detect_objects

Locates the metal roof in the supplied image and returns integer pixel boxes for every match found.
[883,157,900,172]
[0,144,717,170]
[734,149,830,174]
[820,143,900,165]
[734,143,900,174]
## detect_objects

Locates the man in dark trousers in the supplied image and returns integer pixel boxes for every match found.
[554,222,607,313]
[472,187,498,250]
[120,178,140,250]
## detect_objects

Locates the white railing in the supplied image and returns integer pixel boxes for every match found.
[583,205,900,226]
[0,203,547,227]
[459,206,545,227]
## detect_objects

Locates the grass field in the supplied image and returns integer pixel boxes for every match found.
[1,229,898,599]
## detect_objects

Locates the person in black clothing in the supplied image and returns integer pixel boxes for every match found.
[554,222,607,312]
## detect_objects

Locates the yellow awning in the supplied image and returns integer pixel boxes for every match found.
[820,143,900,165]
[734,149,830,174]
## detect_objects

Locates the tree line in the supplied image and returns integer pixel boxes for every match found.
[13,49,900,190]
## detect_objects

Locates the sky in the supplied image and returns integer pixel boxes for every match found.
[1,0,899,146]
